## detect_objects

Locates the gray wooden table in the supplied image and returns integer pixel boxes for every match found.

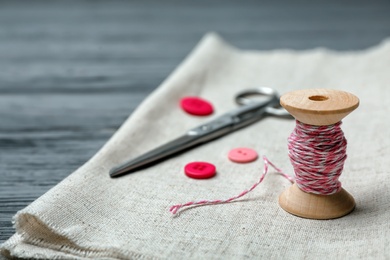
[1,0,390,245]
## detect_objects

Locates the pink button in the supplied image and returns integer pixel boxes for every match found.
[184,162,216,179]
[180,96,214,116]
[228,148,258,163]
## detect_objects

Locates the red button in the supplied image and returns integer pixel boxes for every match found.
[184,162,216,179]
[228,148,258,163]
[180,97,214,116]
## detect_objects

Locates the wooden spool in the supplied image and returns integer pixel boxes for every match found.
[279,88,359,219]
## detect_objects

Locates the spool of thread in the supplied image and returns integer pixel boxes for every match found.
[279,88,359,219]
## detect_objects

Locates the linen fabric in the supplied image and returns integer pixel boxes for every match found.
[2,33,390,259]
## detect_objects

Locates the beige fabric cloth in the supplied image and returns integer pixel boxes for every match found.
[2,33,390,259]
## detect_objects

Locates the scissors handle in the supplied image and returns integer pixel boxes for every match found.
[235,87,292,119]
[235,87,279,105]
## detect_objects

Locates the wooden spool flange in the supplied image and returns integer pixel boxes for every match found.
[279,88,359,219]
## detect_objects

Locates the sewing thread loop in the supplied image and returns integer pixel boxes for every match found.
[288,120,347,195]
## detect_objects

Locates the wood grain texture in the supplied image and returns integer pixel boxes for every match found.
[280,89,359,125]
[1,0,390,244]
[279,183,355,220]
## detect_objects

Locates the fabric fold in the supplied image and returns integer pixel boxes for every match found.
[2,33,390,259]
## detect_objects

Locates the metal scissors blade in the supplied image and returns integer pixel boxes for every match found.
[110,87,291,177]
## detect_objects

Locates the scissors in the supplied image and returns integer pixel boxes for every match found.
[109,87,292,178]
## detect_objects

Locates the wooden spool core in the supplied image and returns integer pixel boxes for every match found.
[279,88,359,219]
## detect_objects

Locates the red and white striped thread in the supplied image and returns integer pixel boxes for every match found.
[288,120,347,195]
[170,120,348,215]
